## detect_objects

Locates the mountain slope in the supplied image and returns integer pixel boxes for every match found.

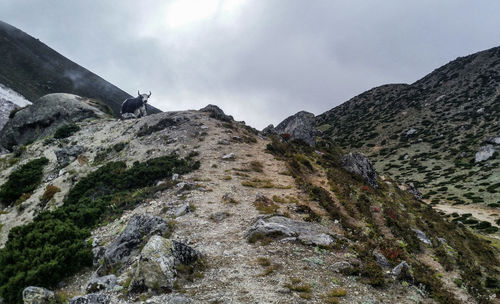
[316,46,500,211]
[0,99,498,303]
[0,20,160,116]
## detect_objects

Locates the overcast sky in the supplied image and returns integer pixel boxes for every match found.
[1,1,499,129]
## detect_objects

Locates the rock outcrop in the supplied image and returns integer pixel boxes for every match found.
[22,286,54,304]
[247,215,342,247]
[199,104,233,122]
[129,235,199,293]
[0,93,105,150]
[341,152,377,188]
[261,124,277,136]
[55,145,85,167]
[407,182,422,200]
[475,145,496,163]
[275,111,316,146]
[103,215,170,266]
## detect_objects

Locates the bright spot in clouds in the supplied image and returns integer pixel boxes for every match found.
[164,0,245,28]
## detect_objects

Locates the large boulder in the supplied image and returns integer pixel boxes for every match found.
[103,214,170,266]
[129,235,199,293]
[22,286,54,304]
[341,152,378,188]
[0,93,105,150]
[199,104,233,122]
[247,215,342,247]
[55,145,85,167]
[274,111,316,146]
[261,124,277,137]
[475,145,496,163]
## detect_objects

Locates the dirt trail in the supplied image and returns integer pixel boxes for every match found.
[433,203,500,230]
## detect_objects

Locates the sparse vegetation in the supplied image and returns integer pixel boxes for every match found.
[53,123,80,139]
[39,185,61,205]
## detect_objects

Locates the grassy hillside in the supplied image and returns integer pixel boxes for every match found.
[316,46,500,209]
[0,20,160,116]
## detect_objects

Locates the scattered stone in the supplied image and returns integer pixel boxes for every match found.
[68,293,110,304]
[475,145,496,163]
[435,95,446,102]
[391,261,414,283]
[222,192,238,204]
[411,229,431,245]
[0,93,105,150]
[172,173,179,181]
[274,111,316,146]
[373,251,391,268]
[210,211,230,222]
[438,238,447,243]
[85,275,117,293]
[175,203,191,217]
[247,216,342,247]
[407,183,422,200]
[199,104,233,122]
[218,139,230,145]
[55,145,85,167]
[22,286,54,304]
[341,152,377,188]
[103,215,169,266]
[261,124,277,136]
[331,261,351,272]
[168,294,193,304]
[477,107,484,114]
[405,128,417,137]
[221,153,235,160]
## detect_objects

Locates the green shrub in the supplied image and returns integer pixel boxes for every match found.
[53,124,80,139]
[0,154,199,303]
[0,157,49,206]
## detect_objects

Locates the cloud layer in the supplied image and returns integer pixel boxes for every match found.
[1,0,499,128]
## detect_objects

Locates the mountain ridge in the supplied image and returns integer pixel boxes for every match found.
[0,20,161,116]
[315,46,499,213]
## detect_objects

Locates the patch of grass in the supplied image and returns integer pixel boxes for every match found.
[53,124,80,139]
[249,161,264,172]
[284,277,311,298]
[0,157,49,206]
[253,196,279,214]
[241,178,275,188]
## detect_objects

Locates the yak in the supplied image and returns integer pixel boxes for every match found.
[120,91,151,118]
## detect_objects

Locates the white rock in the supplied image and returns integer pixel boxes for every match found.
[475,145,496,163]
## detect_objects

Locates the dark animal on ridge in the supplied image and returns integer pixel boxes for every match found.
[120,91,151,118]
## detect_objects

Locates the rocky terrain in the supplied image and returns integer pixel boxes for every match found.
[0,94,499,304]
[316,46,500,233]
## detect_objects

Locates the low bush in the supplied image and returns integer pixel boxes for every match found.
[0,154,199,303]
[53,124,80,139]
[0,157,49,206]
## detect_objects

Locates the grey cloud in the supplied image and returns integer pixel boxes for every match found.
[1,0,499,129]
